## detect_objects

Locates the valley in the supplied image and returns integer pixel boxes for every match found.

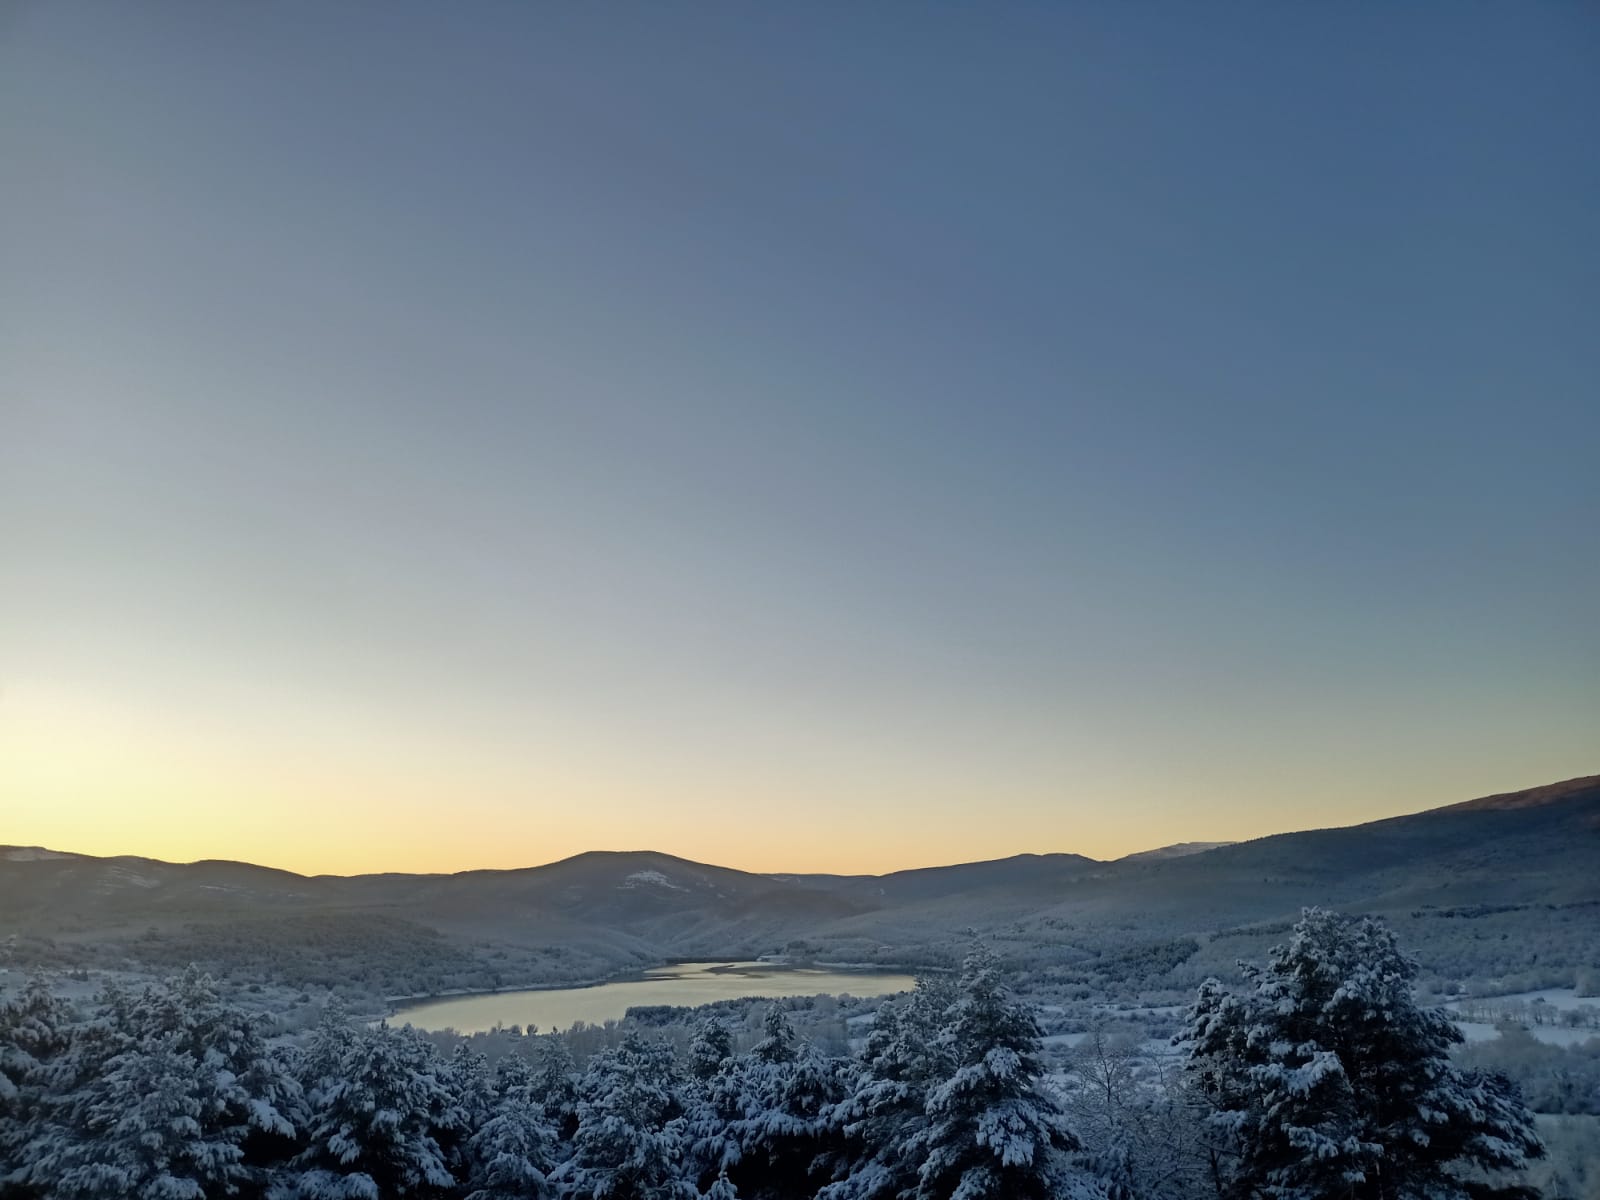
[6,775,1598,1198]
[4,774,1596,1014]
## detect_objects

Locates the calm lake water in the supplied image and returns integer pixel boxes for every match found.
[393,961,917,1034]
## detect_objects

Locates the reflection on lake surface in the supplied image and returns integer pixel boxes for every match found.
[393,961,918,1034]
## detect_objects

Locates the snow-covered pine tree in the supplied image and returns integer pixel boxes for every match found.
[719,1007,798,1197]
[1181,907,1545,1200]
[558,1031,696,1200]
[492,1049,534,1107]
[446,1043,495,1130]
[0,977,72,1099]
[751,1005,797,1066]
[289,1018,459,1199]
[911,943,1089,1200]
[683,1030,747,1191]
[460,1058,559,1200]
[1,978,85,1196]
[29,979,141,1171]
[5,971,299,1200]
[133,968,301,1188]
[441,1043,496,1182]
[821,981,957,1200]
[528,1033,580,1142]
[727,1031,848,1200]
[689,1016,734,1083]
[46,1030,249,1200]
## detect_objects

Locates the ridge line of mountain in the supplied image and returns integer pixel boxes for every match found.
[4,773,1593,884]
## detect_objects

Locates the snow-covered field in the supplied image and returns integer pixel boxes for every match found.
[1453,1020,1599,1046]
[1442,987,1600,1047]
[1446,987,1599,1012]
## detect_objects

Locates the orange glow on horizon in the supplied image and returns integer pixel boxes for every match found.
[5,678,1591,880]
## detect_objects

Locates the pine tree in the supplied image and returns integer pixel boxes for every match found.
[134,968,300,1189]
[446,1043,495,1130]
[17,981,142,1195]
[48,1031,246,1200]
[683,1035,747,1190]
[529,1033,580,1142]
[728,1033,847,1200]
[751,1006,797,1066]
[689,1017,734,1083]
[441,1043,496,1181]
[822,980,956,1200]
[460,1068,559,1200]
[0,976,80,1194]
[1181,907,1545,1200]
[911,944,1086,1200]
[4,971,298,1200]
[559,1031,696,1200]
[290,1018,458,1199]
[492,1050,535,1107]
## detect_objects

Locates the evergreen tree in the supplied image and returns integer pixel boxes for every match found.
[529,1034,580,1142]
[4,971,297,1200]
[47,1031,246,1200]
[441,1043,496,1181]
[911,944,1086,1200]
[290,1019,458,1199]
[132,968,300,1189]
[1181,907,1545,1200]
[689,1017,734,1083]
[728,1033,848,1200]
[446,1043,495,1130]
[492,1050,535,1107]
[460,1069,559,1200]
[559,1031,696,1200]
[0,977,80,1195]
[751,1006,798,1066]
[822,981,956,1200]
[683,1038,747,1190]
[26,980,141,1189]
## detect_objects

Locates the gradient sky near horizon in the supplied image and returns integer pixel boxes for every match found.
[2,3,1596,877]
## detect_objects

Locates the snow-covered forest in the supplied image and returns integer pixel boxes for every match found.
[0,910,1558,1200]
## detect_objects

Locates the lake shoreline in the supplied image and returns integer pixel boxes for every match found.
[384,958,935,1017]
[387,960,922,1034]
[385,963,667,1012]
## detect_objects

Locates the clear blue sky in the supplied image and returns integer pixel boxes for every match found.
[2,3,1595,873]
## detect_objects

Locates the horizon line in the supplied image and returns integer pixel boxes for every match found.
[7,771,1593,882]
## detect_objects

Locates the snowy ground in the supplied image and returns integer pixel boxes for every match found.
[1441,988,1600,1047]
[1454,1021,1600,1047]
[1444,987,1598,1012]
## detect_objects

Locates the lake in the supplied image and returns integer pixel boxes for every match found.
[392,961,919,1034]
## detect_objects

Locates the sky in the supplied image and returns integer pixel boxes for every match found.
[1,3,1596,877]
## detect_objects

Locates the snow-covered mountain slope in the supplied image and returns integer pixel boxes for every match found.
[2,775,1595,980]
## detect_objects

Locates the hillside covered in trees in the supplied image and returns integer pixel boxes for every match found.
[4,776,1597,1014]
[1,911,1552,1200]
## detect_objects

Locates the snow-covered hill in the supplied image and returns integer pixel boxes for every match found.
[2,775,1595,995]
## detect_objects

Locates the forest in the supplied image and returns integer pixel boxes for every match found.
[0,910,1563,1200]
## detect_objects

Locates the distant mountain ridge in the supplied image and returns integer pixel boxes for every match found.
[1117,841,1237,863]
[3,775,1596,984]
[8,773,1595,887]
[1437,774,1600,812]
